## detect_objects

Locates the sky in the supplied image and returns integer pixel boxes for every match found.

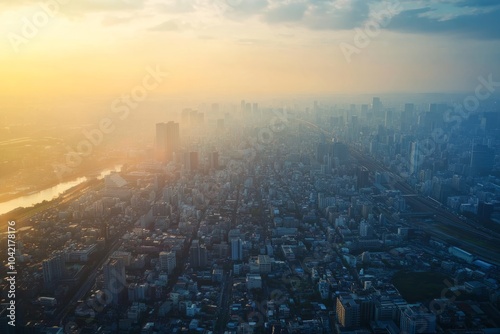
[1,0,500,112]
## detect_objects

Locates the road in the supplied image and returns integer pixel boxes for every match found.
[216,271,233,334]
[57,238,122,323]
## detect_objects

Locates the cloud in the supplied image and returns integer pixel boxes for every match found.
[263,2,308,23]
[303,0,371,30]
[254,0,500,39]
[3,0,499,40]
[389,5,500,39]
[149,19,191,31]
[155,0,196,14]
[454,0,499,7]
[221,0,374,30]
[0,0,146,14]
[224,0,269,18]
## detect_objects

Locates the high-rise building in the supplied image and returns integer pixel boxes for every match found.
[470,144,494,176]
[42,253,65,288]
[156,121,180,163]
[385,108,393,127]
[400,304,436,334]
[409,141,421,175]
[359,220,373,238]
[231,238,243,261]
[159,251,176,274]
[257,255,272,274]
[209,151,219,170]
[333,142,349,164]
[356,166,370,190]
[336,294,360,328]
[372,97,382,115]
[156,122,168,161]
[316,142,333,164]
[189,240,200,268]
[104,258,126,305]
[189,240,207,268]
[401,104,415,131]
[358,296,375,326]
[477,201,494,220]
[181,151,198,171]
[404,103,415,113]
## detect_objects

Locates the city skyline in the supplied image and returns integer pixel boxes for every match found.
[1,1,500,333]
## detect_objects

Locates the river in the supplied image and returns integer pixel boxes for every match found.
[0,165,122,216]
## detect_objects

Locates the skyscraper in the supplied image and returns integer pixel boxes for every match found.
[410,141,421,175]
[104,258,126,305]
[401,103,415,131]
[385,108,393,127]
[372,97,382,116]
[356,166,370,190]
[470,144,494,177]
[333,142,349,164]
[42,253,65,288]
[159,251,176,274]
[316,142,333,164]
[404,103,415,113]
[189,240,207,268]
[155,121,180,163]
[231,238,243,261]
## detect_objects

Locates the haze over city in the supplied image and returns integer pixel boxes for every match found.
[1,1,500,334]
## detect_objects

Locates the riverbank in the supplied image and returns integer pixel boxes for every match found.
[0,161,123,204]
[0,163,122,218]
[0,178,102,229]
